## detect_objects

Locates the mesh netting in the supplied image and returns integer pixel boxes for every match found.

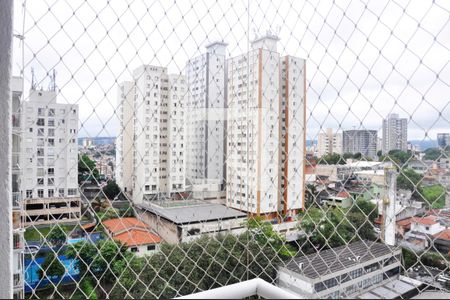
[8,0,450,298]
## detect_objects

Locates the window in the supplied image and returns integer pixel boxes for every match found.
[48,189,54,197]
[38,108,45,116]
[48,128,55,136]
[130,247,138,253]
[37,128,44,136]
[48,138,55,146]
[48,168,55,176]
[68,188,77,196]
[48,108,55,116]
[37,118,45,126]
[48,178,54,186]
[26,190,33,198]
[48,119,55,126]
[37,168,45,176]
[37,178,44,185]
[37,189,44,198]
[147,245,156,251]
[37,148,44,156]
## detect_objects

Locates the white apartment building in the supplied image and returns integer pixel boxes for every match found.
[21,86,81,225]
[116,81,135,194]
[226,34,306,218]
[11,76,24,298]
[317,128,343,157]
[185,42,227,191]
[382,113,408,154]
[131,65,186,205]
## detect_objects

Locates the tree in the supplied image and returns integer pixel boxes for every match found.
[377,150,382,158]
[38,252,65,280]
[420,184,446,209]
[343,153,353,159]
[78,154,100,182]
[423,147,448,161]
[386,150,413,167]
[66,239,127,283]
[397,168,423,191]
[102,180,121,200]
[317,153,346,165]
[350,198,377,223]
[353,152,362,159]
[48,225,67,247]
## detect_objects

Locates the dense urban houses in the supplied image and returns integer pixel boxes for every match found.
[130,65,186,205]
[185,42,227,194]
[382,113,408,153]
[20,81,81,226]
[226,34,306,218]
[437,133,450,149]
[342,129,378,159]
[317,128,343,157]
[116,81,135,195]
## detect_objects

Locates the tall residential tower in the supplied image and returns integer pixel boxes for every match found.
[382,113,407,154]
[226,34,306,218]
[185,42,227,191]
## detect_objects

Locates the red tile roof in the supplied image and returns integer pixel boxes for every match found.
[337,190,350,198]
[114,229,161,246]
[102,218,162,247]
[102,217,149,234]
[412,216,438,226]
[433,229,450,240]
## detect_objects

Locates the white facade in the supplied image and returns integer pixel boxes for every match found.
[382,113,407,154]
[185,42,227,189]
[226,35,305,216]
[116,81,135,194]
[410,217,444,236]
[131,65,186,204]
[317,128,342,157]
[21,88,79,201]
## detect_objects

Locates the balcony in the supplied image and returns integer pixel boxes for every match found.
[11,153,20,172]
[13,273,22,289]
[12,192,21,209]
[13,234,22,250]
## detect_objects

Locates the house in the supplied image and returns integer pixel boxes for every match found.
[433,229,450,254]
[410,216,445,236]
[102,217,161,256]
[136,200,247,244]
[321,190,353,208]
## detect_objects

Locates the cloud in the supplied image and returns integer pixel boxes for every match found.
[12,0,450,140]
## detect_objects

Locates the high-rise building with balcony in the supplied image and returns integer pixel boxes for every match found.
[343,130,378,159]
[437,133,449,149]
[11,76,24,299]
[185,42,227,192]
[20,85,81,226]
[226,34,306,218]
[382,113,407,154]
[130,65,186,204]
[116,81,135,195]
[317,128,343,157]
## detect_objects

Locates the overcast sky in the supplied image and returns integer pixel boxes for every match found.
[12,0,450,141]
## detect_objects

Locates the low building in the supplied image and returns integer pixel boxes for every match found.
[102,217,161,256]
[136,200,247,244]
[410,216,445,236]
[321,191,353,208]
[278,240,403,299]
[433,229,450,254]
[22,197,81,226]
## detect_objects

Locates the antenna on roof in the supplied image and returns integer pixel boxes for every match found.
[48,69,57,91]
[31,67,36,90]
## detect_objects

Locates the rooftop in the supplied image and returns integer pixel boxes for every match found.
[433,229,450,240]
[103,217,150,234]
[139,201,247,224]
[412,216,439,226]
[114,229,161,247]
[282,240,398,279]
